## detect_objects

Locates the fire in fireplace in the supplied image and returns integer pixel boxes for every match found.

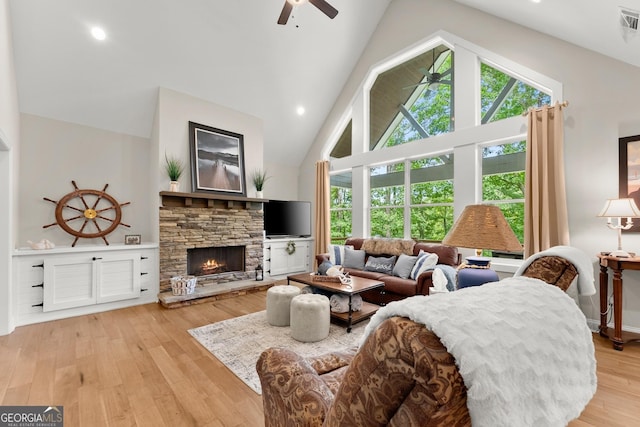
[187,246,245,277]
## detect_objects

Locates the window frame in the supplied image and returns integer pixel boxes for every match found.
[324,31,563,249]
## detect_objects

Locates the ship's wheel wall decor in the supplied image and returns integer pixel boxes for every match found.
[44,181,131,247]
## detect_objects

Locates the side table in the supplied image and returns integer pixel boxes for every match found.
[597,253,640,351]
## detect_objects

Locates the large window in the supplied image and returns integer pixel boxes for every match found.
[369,46,454,150]
[370,162,405,238]
[326,34,561,249]
[410,155,454,241]
[480,62,551,123]
[482,140,525,256]
[368,154,454,241]
[330,171,352,243]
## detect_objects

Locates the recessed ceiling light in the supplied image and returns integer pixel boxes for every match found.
[296,106,306,116]
[91,27,106,41]
[531,0,542,3]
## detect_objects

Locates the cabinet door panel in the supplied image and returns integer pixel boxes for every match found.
[43,257,96,312]
[97,254,141,303]
[268,245,290,276]
[288,242,309,273]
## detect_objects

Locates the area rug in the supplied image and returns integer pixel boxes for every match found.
[188,310,366,394]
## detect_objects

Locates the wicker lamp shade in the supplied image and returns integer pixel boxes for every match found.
[442,204,522,252]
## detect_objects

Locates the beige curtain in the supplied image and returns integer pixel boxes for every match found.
[524,102,570,257]
[314,160,331,262]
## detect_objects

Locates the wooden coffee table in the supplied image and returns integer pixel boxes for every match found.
[287,272,384,332]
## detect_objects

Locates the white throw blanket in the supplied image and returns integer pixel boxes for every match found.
[361,277,597,427]
[514,246,596,296]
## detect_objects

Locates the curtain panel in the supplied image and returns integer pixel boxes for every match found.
[524,102,570,257]
[314,160,330,263]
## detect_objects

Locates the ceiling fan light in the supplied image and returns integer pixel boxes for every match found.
[287,0,308,5]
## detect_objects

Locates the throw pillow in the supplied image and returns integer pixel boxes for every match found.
[392,253,418,279]
[343,248,366,270]
[328,244,353,265]
[410,250,439,280]
[364,255,397,274]
[317,260,333,276]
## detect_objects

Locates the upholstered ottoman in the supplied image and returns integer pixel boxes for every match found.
[290,294,330,342]
[266,285,301,326]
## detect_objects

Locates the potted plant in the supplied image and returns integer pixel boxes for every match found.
[165,153,185,192]
[252,169,270,198]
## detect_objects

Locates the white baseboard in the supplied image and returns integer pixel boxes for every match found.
[585,317,640,334]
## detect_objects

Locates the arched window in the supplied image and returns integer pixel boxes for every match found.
[327,32,561,249]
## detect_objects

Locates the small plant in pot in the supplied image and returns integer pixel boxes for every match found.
[165,153,185,192]
[252,169,270,198]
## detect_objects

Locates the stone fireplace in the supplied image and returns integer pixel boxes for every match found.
[158,192,265,294]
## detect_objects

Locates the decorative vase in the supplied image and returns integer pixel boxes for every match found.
[256,190,264,199]
[169,181,180,192]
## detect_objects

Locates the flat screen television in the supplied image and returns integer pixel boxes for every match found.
[264,200,311,238]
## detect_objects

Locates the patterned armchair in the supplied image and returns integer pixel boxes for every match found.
[257,316,470,426]
[256,254,584,427]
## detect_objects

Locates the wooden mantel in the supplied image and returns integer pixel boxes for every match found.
[160,191,268,209]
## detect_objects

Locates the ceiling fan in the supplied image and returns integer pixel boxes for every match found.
[403,48,452,91]
[278,0,339,25]
[403,67,452,91]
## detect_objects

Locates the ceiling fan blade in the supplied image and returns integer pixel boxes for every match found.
[439,68,452,77]
[278,1,293,25]
[309,0,338,19]
[402,82,427,90]
[418,67,431,77]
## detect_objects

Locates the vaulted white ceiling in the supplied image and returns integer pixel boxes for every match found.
[8,0,640,166]
[454,0,640,68]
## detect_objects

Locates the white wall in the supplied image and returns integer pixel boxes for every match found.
[156,87,265,197]
[17,114,153,248]
[0,0,20,335]
[300,0,640,329]
[264,160,300,202]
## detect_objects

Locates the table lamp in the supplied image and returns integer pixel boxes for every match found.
[442,204,522,287]
[597,198,640,258]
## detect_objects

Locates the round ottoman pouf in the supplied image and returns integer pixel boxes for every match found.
[290,294,330,342]
[266,285,301,326]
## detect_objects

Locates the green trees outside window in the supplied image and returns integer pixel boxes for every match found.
[329,43,552,249]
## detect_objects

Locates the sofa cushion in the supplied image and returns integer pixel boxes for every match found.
[392,254,418,279]
[343,248,366,270]
[344,238,366,250]
[380,275,421,297]
[364,255,397,274]
[410,251,439,280]
[346,269,387,281]
[414,243,459,266]
[329,244,353,265]
[361,238,415,256]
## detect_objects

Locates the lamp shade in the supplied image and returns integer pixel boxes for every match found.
[597,198,640,218]
[442,204,522,252]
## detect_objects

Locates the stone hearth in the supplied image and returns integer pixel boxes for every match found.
[158,191,269,305]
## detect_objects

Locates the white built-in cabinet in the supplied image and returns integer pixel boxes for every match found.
[12,244,158,326]
[264,237,313,276]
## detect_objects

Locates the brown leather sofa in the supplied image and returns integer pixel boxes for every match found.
[256,255,583,427]
[315,237,461,305]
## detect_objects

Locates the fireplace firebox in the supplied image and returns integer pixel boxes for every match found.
[187,246,245,277]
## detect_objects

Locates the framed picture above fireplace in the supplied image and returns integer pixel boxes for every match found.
[189,121,247,196]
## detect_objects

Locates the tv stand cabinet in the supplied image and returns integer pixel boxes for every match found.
[264,237,313,277]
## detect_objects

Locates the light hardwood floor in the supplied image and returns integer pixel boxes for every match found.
[0,291,639,426]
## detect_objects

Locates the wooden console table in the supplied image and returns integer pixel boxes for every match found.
[598,254,640,350]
